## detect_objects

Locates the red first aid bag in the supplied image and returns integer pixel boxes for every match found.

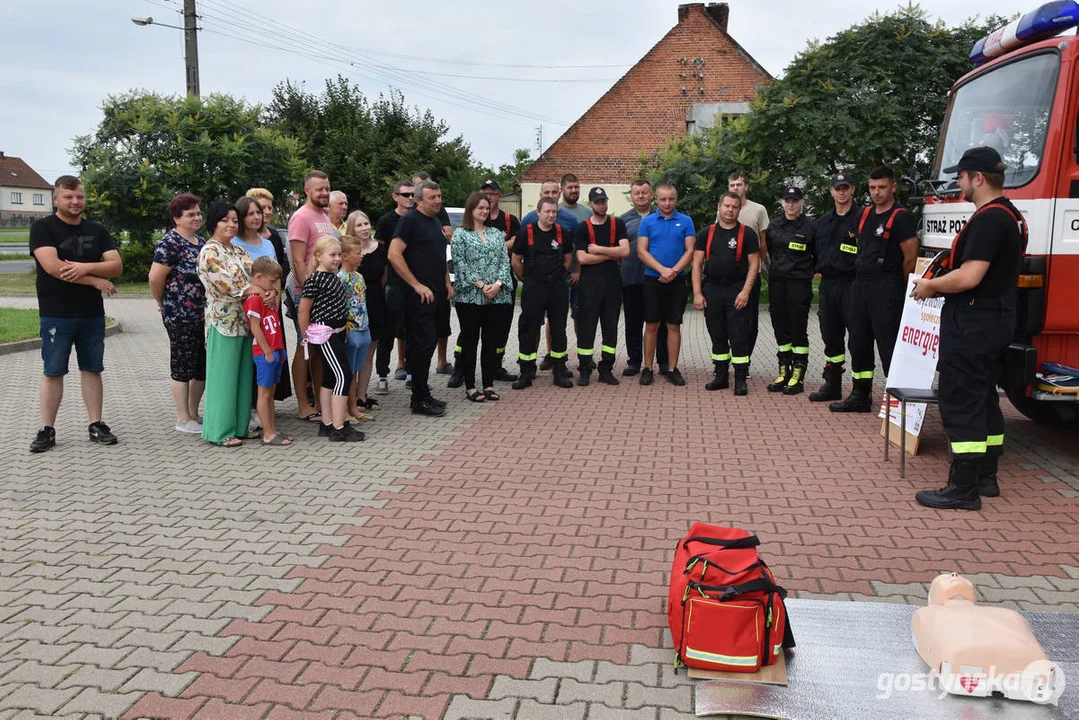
[667,523,795,672]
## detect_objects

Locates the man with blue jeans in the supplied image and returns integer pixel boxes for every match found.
[28,175,123,452]
[636,183,696,386]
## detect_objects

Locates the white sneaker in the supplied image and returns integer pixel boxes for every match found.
[375,377,389,394]
[175,420,202,434]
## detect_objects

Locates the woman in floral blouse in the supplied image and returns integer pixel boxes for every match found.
[197,202,272,447]
[450,191,514,402]
[149,194,207,434]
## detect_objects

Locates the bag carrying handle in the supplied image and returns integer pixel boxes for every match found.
[689,577,788,601]
[682,534,760,551]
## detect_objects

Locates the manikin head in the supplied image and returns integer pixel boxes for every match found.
[928,572,977,606]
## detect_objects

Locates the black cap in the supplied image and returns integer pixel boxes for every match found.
[942,146,1007,175]
[831,173,853,188]
[480,179,501,191]
[588,187,608,202]
[781,186,804,200]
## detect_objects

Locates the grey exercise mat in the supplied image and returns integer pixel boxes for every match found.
[695,599,1077,719]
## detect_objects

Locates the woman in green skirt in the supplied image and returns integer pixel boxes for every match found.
[197,202,271,447]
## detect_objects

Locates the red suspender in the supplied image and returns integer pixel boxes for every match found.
[505,213,512,234]
[943,200,1027,270]
[585,218,617,246]
[527,223,564,247]
[705,223,745,261]
[858,206,908,242]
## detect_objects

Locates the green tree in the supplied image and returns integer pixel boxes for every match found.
[71,91,304,245]
[643,6,1005,223]
[265,76,480,211]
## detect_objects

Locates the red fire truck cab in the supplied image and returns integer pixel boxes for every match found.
[925,3,1079,424]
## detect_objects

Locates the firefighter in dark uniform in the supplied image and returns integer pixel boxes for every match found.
[692,191,761,395]
[830,166,919,412]
[912,147,1024,510]
[511,196,574,389]
[765,186,817,395]
[574,187,630,386]
[809,173,862,402]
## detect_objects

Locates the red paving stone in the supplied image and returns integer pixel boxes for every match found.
[127,373,1079,718]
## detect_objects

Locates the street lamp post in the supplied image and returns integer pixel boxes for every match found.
[132,0,200,98]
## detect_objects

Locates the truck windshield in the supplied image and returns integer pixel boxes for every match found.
[934,51,1059,189]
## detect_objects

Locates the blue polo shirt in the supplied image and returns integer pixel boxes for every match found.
[638,211,696,278]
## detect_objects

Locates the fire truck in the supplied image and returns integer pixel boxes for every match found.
[924,1,1079,424]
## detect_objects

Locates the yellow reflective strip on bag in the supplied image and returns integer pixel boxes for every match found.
[684,647,759,667]
[840,243,858,254]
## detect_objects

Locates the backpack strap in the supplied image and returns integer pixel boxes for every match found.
[705,224,717,260]
[682,534,760,551]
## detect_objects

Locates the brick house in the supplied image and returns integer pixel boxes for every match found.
[519,3,771,215]
[0,152,53,224]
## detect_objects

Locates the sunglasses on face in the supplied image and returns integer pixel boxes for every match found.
[397,192,414,198]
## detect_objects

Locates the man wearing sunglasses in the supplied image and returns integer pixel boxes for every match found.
[374,181,415,394]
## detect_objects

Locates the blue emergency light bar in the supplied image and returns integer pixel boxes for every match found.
[971,0,1079,65]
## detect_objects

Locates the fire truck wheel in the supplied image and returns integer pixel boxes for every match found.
[1004,386,1079,426]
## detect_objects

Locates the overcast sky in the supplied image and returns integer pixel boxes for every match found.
[2,0,1022,184]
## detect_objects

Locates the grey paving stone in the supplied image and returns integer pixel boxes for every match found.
[624,683,691,713]
[56,665,138,692]
[530,658,595,682]
[557,679,624,707]
[443,696,517,720]
[585,705,656,720]
[595,662,659,686]
[517,699,588,720]
[56,687,141,718]
[0,686,79,715]
[0,662,72,689]
[488,676,558,703]
[118,667,197,697]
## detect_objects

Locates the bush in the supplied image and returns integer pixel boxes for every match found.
[118,241,155,284]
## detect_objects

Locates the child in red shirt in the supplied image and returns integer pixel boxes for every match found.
[244,257,291,445]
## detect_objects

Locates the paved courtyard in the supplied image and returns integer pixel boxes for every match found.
[1,295,1077,719]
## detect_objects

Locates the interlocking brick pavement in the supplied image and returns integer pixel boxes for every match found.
[1,295,1076,719]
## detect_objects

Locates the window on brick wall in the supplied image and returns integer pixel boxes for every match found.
[10,192,22,205]
[33,193,44,205]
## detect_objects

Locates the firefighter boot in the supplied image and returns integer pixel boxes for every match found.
[511,362,535,390]
[552,360,575,388]
[767,352,792,392]
[978,455,1001,498]
[915,458,982,510]
[783,363,806,395]
[809,364,843,402]
[576,357,593,387]
[733,366,749,396]
[705,362,730,391]
[829,378,873,413]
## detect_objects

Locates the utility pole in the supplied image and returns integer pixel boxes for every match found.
[183,0,200,98]
[534,125,543,155]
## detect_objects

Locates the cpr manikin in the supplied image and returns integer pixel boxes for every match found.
[911,572,1060,704]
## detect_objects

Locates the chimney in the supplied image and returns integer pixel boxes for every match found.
[677,4,700,23]
[706,3,729,32]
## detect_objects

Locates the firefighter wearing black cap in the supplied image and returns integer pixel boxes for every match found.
[693,191,760,395]
[911,147,1024,510]
[831,165,919,412]
[511,196,574,390]
[809,173,862,402]
[765,186,817,395]
[574,187,630,386]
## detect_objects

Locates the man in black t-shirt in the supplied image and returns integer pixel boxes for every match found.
[388,181,453,416]
[412,172,454,377]
[831,166,919,413]
[573,187,629,386]
[28,175,123,452]
[692,192,760,395]
[374,180,414,392]
[911,147,1023,510]
[510,197,574,390]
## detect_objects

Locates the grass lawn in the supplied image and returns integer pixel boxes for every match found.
[0,272,149,296]
[0,232,29,243]
[0,308,41,342]
[0,254,33,261]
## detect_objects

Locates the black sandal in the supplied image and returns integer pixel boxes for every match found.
[363,397,381,411]
[483,388,501,401]
[465,389,487,403]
